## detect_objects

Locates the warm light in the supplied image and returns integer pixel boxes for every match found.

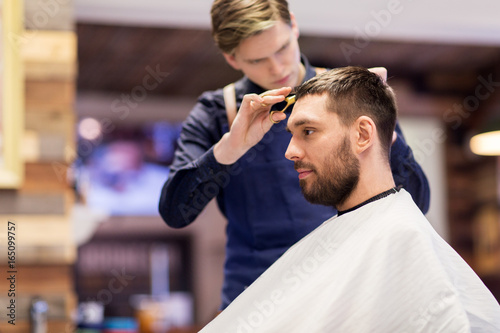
[78,118,102,141]
[470,130,500,156]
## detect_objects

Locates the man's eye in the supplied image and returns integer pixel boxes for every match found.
[304,129,314,136]
[277,43,289,54]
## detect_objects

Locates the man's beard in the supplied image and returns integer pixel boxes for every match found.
[296,137,360,208]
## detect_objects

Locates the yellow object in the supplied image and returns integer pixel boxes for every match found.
[269,95,296,124]
[0,0,25,188]
[470,130,500,156]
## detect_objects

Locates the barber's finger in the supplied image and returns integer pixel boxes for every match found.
[369,67,387,82]
[258,87,291,108]
[260,94,288,108]
[270,111,287,124]
[240,94,276,114]
[240,94,261,111]
[249,95,286,111]
[240,87,291,115]
[259,86,293,98]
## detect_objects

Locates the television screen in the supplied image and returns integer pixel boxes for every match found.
[76,120,182,216]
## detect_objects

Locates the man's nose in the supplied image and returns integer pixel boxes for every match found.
[268,56,284,75]
[285,138,302,161]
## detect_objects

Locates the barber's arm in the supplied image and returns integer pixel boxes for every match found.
[390,123,431,213]
[159,86,291,227]
[373,66,430,213]
[158,95,231,228]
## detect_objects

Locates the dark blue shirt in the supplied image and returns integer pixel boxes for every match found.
[159,56,430,309]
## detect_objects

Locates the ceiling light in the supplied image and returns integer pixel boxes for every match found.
[470,115,500,156]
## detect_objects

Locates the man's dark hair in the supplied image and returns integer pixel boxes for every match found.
[295,66,397,157]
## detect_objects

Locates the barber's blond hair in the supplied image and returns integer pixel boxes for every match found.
[211,0,291,54]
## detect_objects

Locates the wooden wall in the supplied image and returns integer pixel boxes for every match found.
[0,1,77,332]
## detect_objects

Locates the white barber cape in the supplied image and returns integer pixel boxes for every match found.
[200,189,500,333]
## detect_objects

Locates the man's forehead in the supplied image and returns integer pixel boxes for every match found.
[236,22,291,59]
[288,95,329,128]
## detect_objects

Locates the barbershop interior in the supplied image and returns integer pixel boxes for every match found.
[1,0,500,332]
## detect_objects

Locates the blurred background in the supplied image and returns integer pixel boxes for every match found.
[1,0,500,332]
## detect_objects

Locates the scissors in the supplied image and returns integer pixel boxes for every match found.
[269,95,296,124]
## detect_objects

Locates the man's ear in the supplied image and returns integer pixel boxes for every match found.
[353,116,376,154]
[223,52,241,71]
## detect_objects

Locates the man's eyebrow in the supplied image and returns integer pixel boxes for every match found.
[245,55,265,63]
[285,119,311,133]
[278,37,291,51]
[245,34,292,63]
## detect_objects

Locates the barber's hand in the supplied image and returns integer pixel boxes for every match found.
[369,67,394,144]
[372,67,396,145]
[368,67,387,82]
[214,86,292,165]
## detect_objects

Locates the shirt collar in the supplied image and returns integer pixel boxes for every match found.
[337,185,403,217]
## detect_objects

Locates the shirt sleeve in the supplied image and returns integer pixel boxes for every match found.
[158,92,231,228]
[390,122,431,214]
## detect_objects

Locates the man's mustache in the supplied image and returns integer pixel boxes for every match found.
[294,161,315,172]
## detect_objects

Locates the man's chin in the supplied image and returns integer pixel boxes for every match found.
[300,184,319,204]
[300,183,342,208]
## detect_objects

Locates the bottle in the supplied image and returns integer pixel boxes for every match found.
[30,296,48,333]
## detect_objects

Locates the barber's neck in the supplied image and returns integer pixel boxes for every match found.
[296,63,306,86]
[336,159,395,212]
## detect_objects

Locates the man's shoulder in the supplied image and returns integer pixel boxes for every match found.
[197,86,225,104]
[359,190,431,241]
[187,86,228,121]
[185,77,250,132]
[196,76,250,106]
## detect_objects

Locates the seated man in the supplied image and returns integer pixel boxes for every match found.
[200,67,500,332]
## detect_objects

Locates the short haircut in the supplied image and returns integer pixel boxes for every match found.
[211,0,291,54]
[295,66,397,157]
